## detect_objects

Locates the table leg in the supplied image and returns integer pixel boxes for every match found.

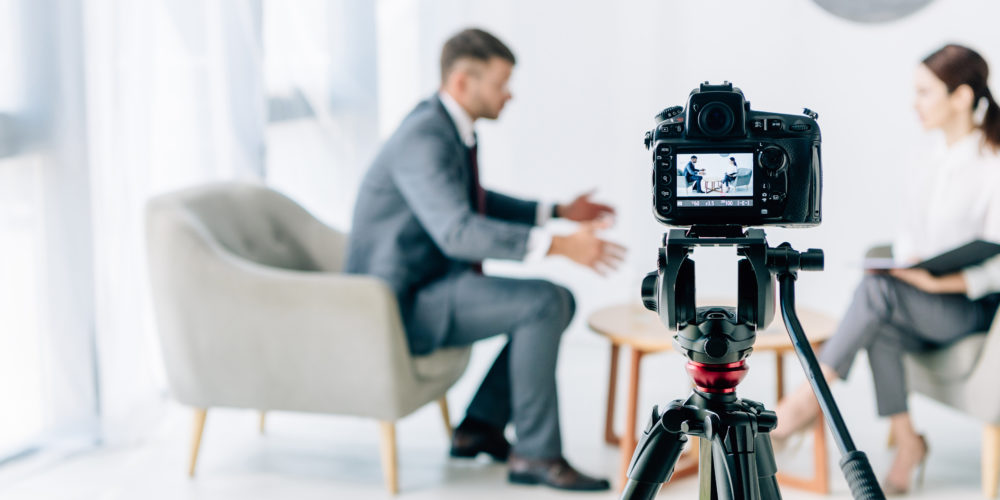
[811,415,830,492]
[775,350,784,402]
[605,343,621,446]
[618,348,644,490]
[774,351,830,494]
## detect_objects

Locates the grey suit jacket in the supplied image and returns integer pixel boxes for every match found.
[346,95,540,354]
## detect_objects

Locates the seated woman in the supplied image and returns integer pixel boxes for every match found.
[723,157,739,192]
[772,43,1000,495]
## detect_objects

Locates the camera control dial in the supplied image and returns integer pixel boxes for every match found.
[759,146,788,173]
[655,106,684,122]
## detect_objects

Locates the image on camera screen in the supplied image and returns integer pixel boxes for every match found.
[676,152,754,205]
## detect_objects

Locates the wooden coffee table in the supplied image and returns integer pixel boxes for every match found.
[588,301,836,493]
[701,178,724,193]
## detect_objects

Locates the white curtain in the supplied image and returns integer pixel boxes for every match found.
[0,0,377,456]
[262,0,379,230]
[0,0,98,457]
[83,0,265,444]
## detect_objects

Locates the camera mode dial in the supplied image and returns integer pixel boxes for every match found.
[655,106,683,123]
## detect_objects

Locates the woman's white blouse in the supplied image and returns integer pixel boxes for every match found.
[893,130,1000,300]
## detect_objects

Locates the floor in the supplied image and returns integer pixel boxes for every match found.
[0,332,989,500]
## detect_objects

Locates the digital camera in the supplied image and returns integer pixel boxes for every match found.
[644,82,822,227]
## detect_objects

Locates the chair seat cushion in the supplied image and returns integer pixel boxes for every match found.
[906,332,988,384]
[412,346,472,382]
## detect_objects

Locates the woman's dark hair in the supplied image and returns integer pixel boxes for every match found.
[923,44,1000,151]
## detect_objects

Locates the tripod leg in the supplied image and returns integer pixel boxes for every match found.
[711,420,782,500]
[620,405,688,500]
[699,436,715,500]
[755,431,781,500]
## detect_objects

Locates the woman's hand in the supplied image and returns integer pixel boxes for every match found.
[888,268,967,294]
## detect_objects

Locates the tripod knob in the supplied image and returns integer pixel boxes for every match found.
[801,248,824,271]
[641,271,659,312]
[704,336,729,359]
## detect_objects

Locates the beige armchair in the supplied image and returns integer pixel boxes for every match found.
[145,182,470,494]
[904,309,1000,497]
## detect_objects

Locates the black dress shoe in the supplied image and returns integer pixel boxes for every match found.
[449,418,511,462]
[508,454,611,491]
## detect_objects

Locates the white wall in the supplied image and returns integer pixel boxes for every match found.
[374,0,1000,336]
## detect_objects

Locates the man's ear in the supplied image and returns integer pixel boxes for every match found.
[446,65,472,98]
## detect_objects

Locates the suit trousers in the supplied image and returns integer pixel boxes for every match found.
[438,271,575,459]
[818,274,998,416]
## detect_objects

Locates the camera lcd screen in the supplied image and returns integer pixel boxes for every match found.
[675,152,754,207]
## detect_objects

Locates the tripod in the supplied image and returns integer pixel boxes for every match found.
[622,226,884,500]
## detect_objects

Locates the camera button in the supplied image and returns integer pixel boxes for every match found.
[766,119,783,131]
[790,123,811,132]
[751,119,765,132]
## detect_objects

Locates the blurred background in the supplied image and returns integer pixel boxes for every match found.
[1,0,998,498]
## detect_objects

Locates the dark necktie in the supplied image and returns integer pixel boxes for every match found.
[469,143,486,274]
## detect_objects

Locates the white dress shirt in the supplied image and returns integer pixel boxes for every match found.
[892,130,1000,299]
[438,91,554,261]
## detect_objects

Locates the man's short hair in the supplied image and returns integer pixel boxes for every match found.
[691,155,698,160]
[441,28,516,82]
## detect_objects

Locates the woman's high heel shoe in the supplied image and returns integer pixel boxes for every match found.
[883,434,929,496]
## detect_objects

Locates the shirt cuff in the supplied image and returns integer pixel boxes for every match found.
[962,257,1000,300]
[525,227,553,263]
[536,201,555,226]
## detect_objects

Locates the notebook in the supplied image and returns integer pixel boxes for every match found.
[864,240,1000,276]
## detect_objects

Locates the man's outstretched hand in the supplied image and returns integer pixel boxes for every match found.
[556,190,616,223]
[548,220,626,276]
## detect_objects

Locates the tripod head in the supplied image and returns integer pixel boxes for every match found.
[639,225,822,392]
[623,225,883,500]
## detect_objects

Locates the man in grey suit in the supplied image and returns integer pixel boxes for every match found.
[346,28,623,491]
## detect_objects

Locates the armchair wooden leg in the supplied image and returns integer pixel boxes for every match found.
[438,397,453,438]
[985,424,1000,498]
[379,421,399,495]
[189,408,208,477]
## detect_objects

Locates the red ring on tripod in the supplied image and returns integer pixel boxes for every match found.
[686,360,748,393]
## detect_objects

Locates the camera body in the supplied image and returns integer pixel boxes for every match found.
[644,82,822,227]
